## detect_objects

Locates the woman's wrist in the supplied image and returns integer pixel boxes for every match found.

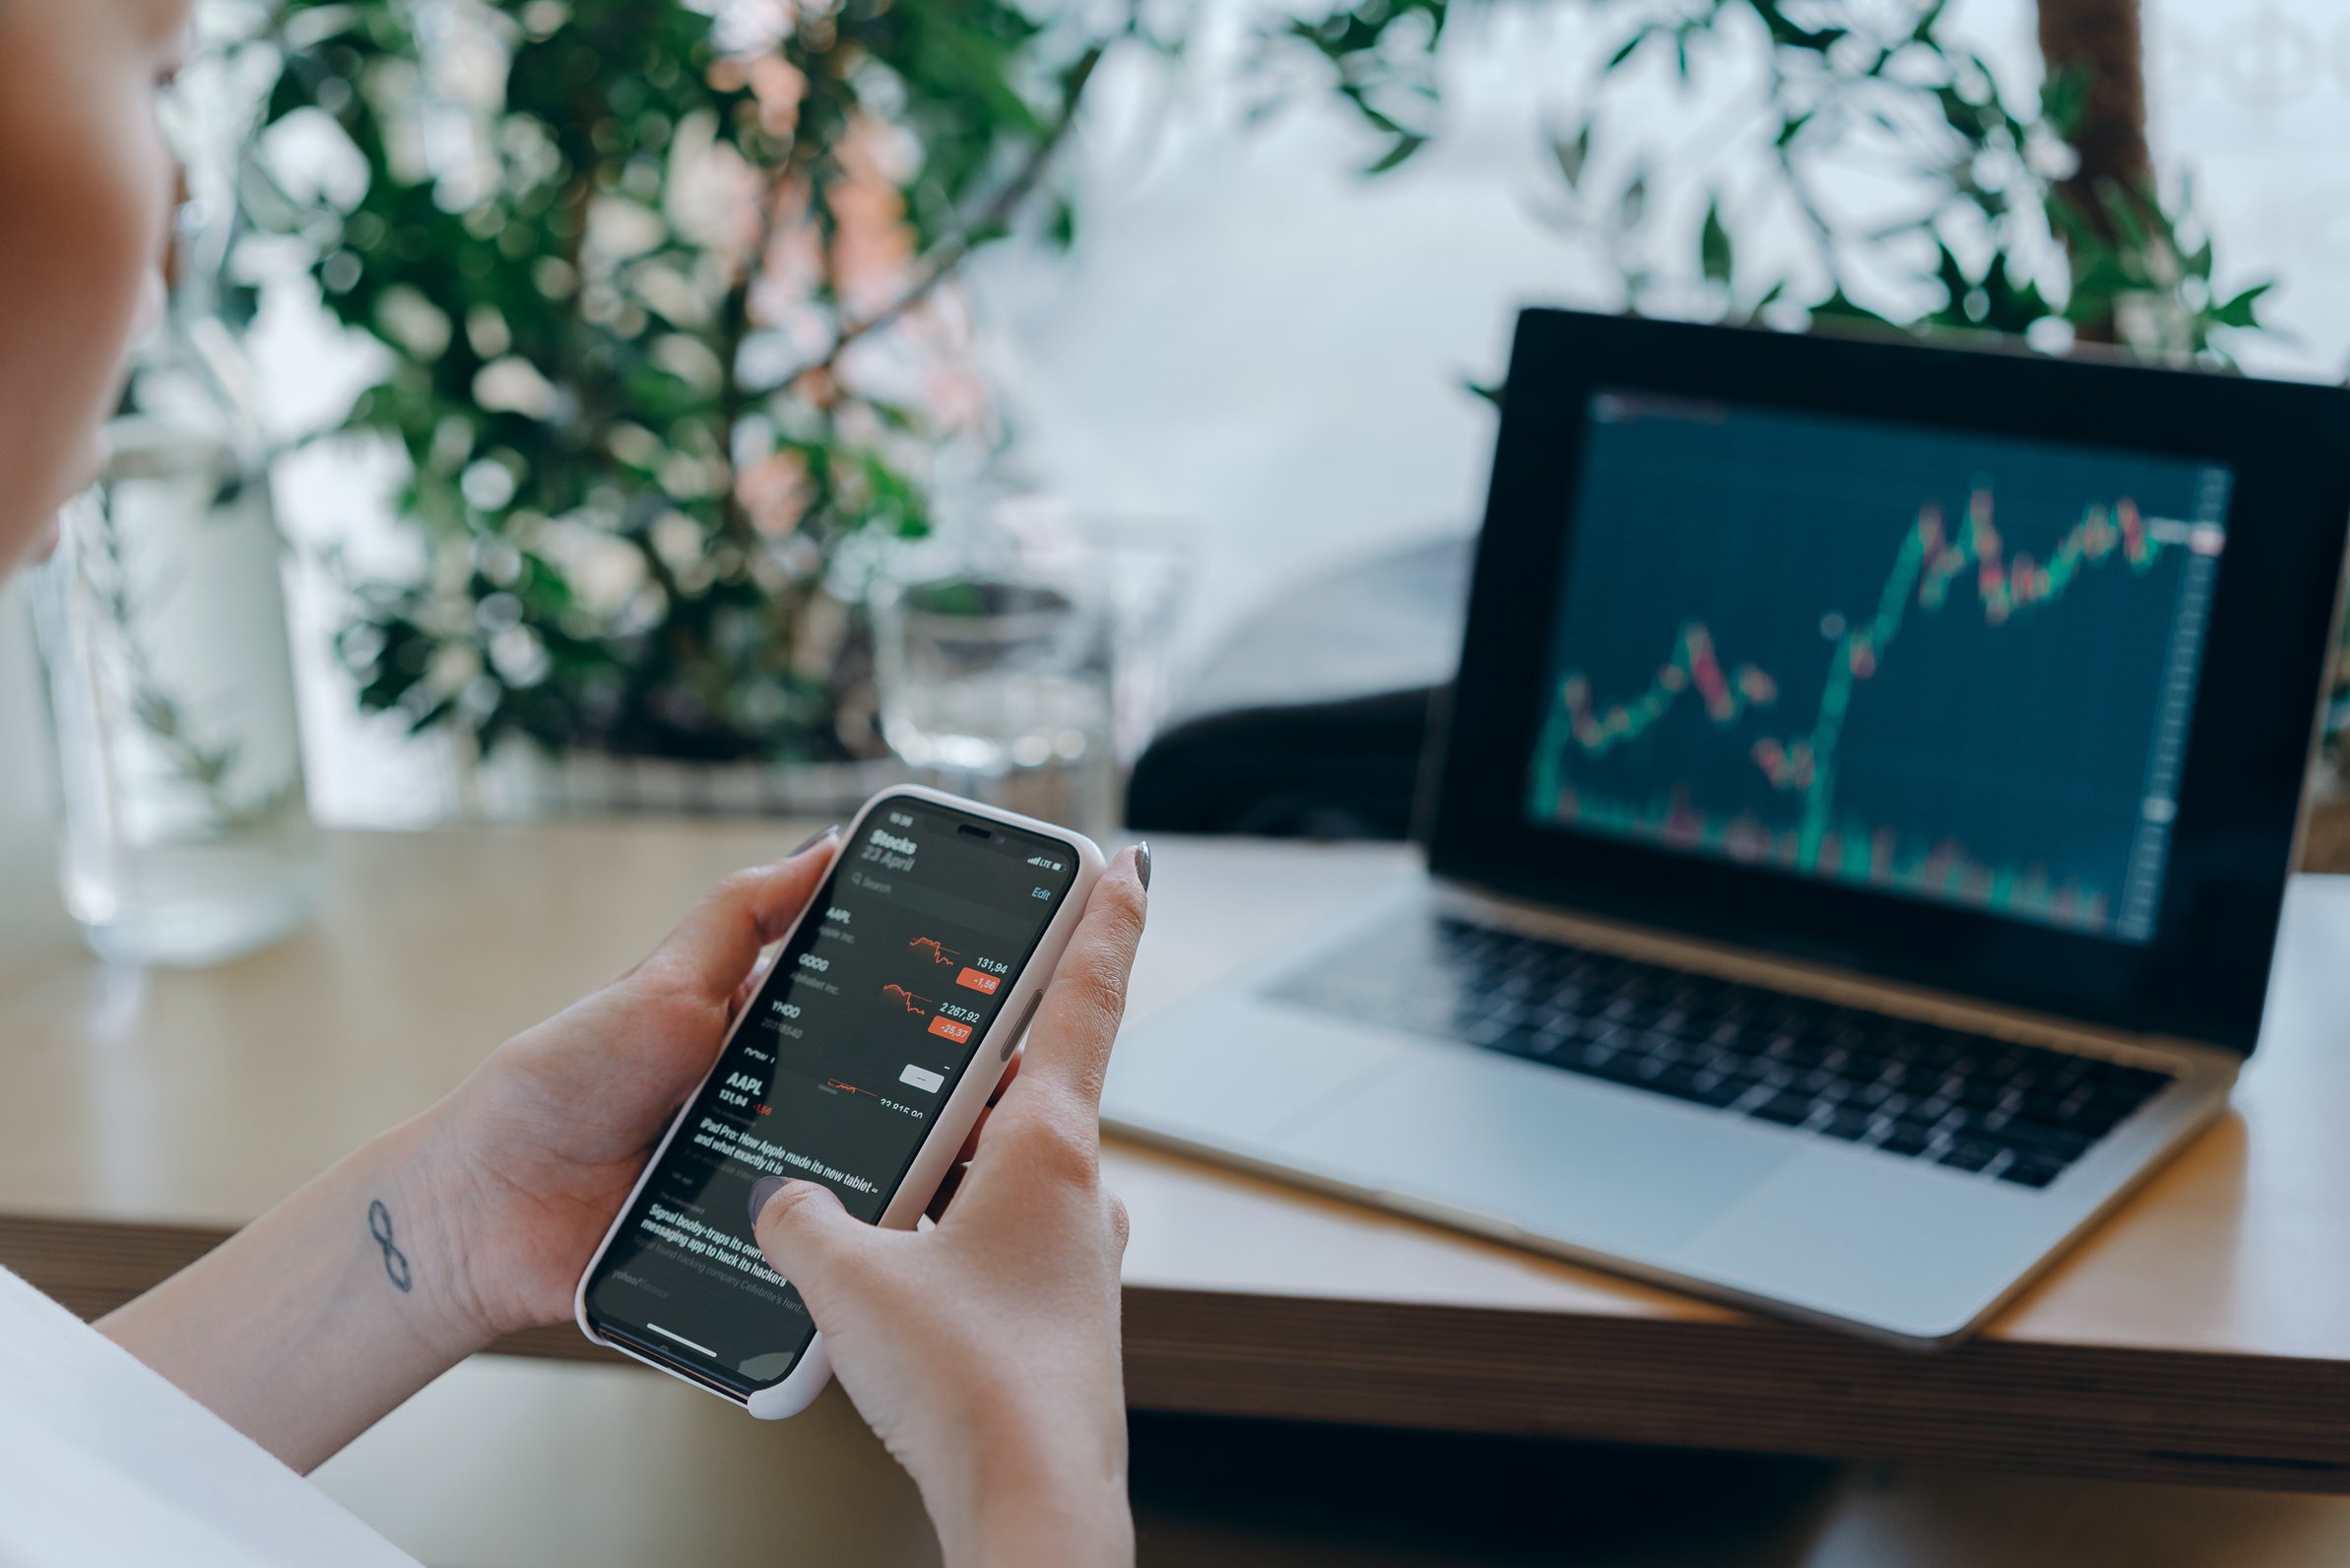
[933,1470,1135,1568]
[295,1094,540,1369]
[919,1392,1133,1567]
[353,1108,516,1360]
[944,1486,1134,1568]
[95,1103,508,1470]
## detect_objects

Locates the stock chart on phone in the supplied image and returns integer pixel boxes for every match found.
[1526,393,2232,944]
[581,800,1078,1392]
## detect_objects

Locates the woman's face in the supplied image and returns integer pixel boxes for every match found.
[0,0,193,573]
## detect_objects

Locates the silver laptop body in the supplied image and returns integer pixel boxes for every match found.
[1103,876,2238,1344]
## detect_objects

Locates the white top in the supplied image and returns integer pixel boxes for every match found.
[0,1269,417,1567]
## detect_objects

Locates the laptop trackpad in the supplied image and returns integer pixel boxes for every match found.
[1276,1046,1800,1257]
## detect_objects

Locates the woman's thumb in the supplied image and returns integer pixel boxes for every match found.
[749,1176,865,1295]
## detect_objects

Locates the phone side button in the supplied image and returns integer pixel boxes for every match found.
[1002,991,1044,1061]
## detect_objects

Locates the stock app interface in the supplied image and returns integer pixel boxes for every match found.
[584,797,1079,1395]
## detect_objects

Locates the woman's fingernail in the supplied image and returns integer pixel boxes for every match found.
[786,823,840,858]
[1134,841,1152,891]
[748,1174,797,1226]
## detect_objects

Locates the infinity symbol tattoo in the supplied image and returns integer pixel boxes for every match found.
[368,1199,413,1293]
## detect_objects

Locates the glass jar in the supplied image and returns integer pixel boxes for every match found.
[31,312,321,967]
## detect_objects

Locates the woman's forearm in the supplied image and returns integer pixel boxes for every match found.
[98,1106,498,1472]
[88,847,843,1477]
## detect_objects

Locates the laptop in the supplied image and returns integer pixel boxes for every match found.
[1101,310,2350,1345]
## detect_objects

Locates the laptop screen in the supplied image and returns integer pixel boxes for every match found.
[1526,391,2233,947]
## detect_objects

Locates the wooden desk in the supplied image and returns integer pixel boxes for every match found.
[3,824,2347,1492]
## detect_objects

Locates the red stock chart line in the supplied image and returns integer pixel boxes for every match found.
[1532,490,2204,933]
[881,984,935,1016]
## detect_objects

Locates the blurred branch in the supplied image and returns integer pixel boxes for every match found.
[2035,0,2153,342]
[764,40,1109,396]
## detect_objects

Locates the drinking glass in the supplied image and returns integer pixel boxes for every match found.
[871,568,1120,839]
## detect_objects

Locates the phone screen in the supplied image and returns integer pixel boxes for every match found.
[582,795,1082,1396]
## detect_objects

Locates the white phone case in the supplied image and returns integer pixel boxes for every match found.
[572,784,1107,1417]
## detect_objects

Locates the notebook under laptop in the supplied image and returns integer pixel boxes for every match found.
[1102,310,2350,1345]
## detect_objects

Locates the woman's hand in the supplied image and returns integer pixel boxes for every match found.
[100,830,849,1470]
[422,827,845,1341]
[751,846,1149,1568]
[98,821,1147,1530]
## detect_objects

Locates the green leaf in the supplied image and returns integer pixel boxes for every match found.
[1811,289,1895,329]
[2210,282,2274,331]
[1933,242,1973,308]
[1365,134,1428,175]
[1753,279,1789,310]
[2096,180,2156,265]
[1933,85,1986,140]
[1603,31,1649,74]
[2045,189,2093,244]
[2038,65,2089,141]
[1700,196,1733,286]
[1753,1,1846,52]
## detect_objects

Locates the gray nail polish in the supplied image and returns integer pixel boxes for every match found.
[787,823,841,857]
[748,1174,793,1225]
[1135,841,1152,890]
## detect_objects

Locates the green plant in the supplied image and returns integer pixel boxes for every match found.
[1271,1,2350,752]
[1275,0,2268,365]
[248,0,1140,762]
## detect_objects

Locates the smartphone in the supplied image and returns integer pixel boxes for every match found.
[574,785,1105,1417]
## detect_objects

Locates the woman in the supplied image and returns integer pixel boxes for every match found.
[0,3,1146,1563]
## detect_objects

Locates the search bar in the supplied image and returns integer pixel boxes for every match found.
[845,870,1039,942]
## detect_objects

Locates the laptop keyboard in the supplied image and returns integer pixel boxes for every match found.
[1269,916,2174,1190]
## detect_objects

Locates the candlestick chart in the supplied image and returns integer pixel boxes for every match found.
[1528,395,2229,944]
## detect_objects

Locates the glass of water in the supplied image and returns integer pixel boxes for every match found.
[871,568,1119,839]
[31,318,321,967]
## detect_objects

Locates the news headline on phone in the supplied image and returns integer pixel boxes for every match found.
[580,798,1080,1396]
